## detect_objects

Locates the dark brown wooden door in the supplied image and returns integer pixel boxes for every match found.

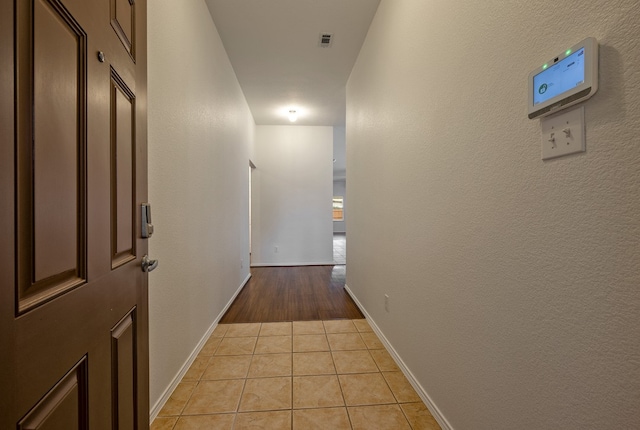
[1,0,149,428]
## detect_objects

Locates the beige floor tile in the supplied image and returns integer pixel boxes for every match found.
[359,332,384,350]
[293,335,329,352]
[323,320,357,333]
[327,333,367,351]
[158,381,197,416]
[332,350,378,374]
[215,337,257,355]
[370,349,399,371]
[338,373,396,406]
[383,371,422,403]
[225,323,262,337]
[254,335,292,354]
[150,416,178,430]
[293,352,335,375]
[248,353,292,378]
[202,355,251,380]
[348,404,412,430]
[400,403,442,430]
[292,321,325,335]
[199,336,222,356]
[211,324,229,338]
[183,379,245,414]
[293,375,345,409]
[181,356,211,381]
[235,410,292,430]
[157,322,435,430]
[293,407,351,430]
[239,377,292,411]
[352,319,373,333]
[174,414,235,430]
[260,322,292,336]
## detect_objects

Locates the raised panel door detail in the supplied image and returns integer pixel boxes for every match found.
[3,0,149,428]
[111,70,136,269]
[111,309,137,430]
[15,0,88,314]
[110,0,135,59]
[17,356,88,430]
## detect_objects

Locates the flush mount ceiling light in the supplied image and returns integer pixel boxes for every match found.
[288,110,298,122]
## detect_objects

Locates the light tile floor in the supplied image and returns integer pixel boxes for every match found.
[333,233,346,265]
[152,320,441,430]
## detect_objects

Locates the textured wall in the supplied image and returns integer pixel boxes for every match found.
[251,126,333,266]
[147,0,253,407]
[346,1,640,429]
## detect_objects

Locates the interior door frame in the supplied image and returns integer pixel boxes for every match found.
[0,0,16,424]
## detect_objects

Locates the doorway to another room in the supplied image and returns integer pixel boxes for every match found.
[333,233,346,265]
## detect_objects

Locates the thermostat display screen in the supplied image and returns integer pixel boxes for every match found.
[533,48,585,105]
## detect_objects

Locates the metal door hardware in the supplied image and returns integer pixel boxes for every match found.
[141,203,154,238]
[141,255,158,272]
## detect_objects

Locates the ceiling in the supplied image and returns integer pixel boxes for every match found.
[204,0,381,127]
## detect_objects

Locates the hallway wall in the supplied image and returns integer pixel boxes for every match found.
[148,0,253,409]
[251,125,333,266]
[346,1,640,429]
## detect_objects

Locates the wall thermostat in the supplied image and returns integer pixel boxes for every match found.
[528,37,599,119]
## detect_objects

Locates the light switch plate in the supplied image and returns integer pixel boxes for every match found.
[540,105,585,160]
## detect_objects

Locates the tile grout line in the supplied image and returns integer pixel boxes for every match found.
[239,322,258,418]
[154,320,431,429]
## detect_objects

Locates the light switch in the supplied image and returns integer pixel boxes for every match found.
[540,105,585,160]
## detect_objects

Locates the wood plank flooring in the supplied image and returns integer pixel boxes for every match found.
[220,266,363,323]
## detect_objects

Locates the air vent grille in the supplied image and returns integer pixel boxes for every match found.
[318,33,333,48]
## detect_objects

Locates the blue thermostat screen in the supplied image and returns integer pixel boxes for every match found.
[533,48,585,105]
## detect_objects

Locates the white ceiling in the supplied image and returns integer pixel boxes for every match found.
[205,0,381,127]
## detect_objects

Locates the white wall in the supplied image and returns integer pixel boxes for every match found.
[346,1,640,429]
[333,180,346,233]
[148,0,253,410]
[251,126,333,266]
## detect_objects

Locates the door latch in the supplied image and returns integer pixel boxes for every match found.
[141,203,154,238]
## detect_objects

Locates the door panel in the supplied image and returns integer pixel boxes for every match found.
[33,0,84,282]
[111,0,135,58]
[17,357,88,430]
[111,310,137,429]
[111,71,136,268]
[1,0,149,428]
[16,0,88,314]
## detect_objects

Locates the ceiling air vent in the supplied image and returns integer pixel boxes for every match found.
[318,33,333,48]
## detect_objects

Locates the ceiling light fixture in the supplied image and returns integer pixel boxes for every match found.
[288,110,298,122]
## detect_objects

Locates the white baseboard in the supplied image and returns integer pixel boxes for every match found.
[344,284,453,430]
[250,261,335,267]
[149,273,252,422]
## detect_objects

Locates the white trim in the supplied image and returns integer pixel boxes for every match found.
[344,284,454,430]
[250,261,335,267]
[149,273,252,422]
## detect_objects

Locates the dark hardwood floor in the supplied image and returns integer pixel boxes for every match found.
[220,265,363,323]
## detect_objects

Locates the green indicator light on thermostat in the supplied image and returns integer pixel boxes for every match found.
[565,49,572,55]
[542,63,548,70]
